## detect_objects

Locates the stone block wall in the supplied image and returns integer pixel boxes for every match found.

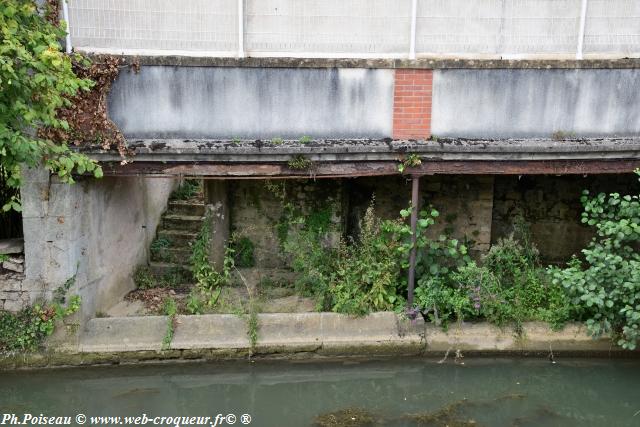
[492,174,640,263]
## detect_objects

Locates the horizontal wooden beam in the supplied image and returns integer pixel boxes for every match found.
[98,159,640,178]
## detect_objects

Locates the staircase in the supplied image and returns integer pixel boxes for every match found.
[149,197,205,282]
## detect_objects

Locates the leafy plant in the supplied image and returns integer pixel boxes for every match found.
[299,135,312,144]
[550,173,640,349]
[161,297,178,350]
[271,137,284,145]
[150,237,172,262]
[0,278,80,352]
[190,210,234,309]
[170,179,200,200]
[232,236,255,268]
[285,202,405,315]
[0,0,103,211]
[133,266,156,289]
[185,290,204,315]
[398,154,422,173]
[287,155,312,170]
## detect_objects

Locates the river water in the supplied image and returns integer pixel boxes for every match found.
[1,358,639,426]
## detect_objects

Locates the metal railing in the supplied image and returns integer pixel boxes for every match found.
[64,0,640,59]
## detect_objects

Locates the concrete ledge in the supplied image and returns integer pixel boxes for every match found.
[2,314,636,369]
[110,55,640,70]
[172,314,249,349]
[425,322,614,353]
[80,317,166,352]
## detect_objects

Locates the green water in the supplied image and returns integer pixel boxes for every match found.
[1,358,639,426]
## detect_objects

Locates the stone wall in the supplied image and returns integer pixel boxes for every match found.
[229,174,638,267]
[229,175,495,268]
[0,254,26,312]
[492,174,640,263]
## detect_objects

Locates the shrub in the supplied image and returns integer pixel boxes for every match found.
[285,203,405,315]
[550,174,640,349]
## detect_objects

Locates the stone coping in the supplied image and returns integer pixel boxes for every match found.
[104,55,640,70]
[1,313,635,370]
[84,138,640,163]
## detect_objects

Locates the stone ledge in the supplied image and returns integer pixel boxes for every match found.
[107,54,640,70]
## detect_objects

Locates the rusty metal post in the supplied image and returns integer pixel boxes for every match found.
[407,175,420,308]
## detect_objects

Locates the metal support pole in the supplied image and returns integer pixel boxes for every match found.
[407,175,420,308]
[238,0,245,58]
[409,0,418,60]
[576,0,588,60]
[62,0,72,54]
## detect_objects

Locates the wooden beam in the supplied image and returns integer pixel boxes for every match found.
[98,159,640,178]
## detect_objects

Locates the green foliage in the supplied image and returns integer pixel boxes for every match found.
[170,179,200,200]
[185,289,204,315]
[0,279,80,353]
[397,154,422,173]
[286,203,405,315]
[271,137,284,145]
[133,266,155,289]
[299,135,312,144]
[480,233,572,330]
[232,236,255,268]
[287,154,312,170]
[150,237,172,262]
[247,306,259,350]
[190,210,234,311]
[550,173,640,349]
[0,0,102,211]
[161,297,177,350]
[390,206,473,325]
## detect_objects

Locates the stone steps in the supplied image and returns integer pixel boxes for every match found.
[148,261,191,281]
[156,230,199,247]
[162,214,204,233]
[150,247,192,264]
[167,200,205,217]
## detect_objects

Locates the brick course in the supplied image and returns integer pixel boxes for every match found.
[392,69,433,139]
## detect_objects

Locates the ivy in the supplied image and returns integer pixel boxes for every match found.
[189,209,234,308]
[0,0,103,211]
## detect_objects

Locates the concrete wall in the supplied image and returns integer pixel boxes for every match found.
[431,69,640,138]
[18,168,175,318]
[108,67,394,139]
[68,0,640,58]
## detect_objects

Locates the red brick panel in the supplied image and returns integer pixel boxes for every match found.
[392,69,433,140]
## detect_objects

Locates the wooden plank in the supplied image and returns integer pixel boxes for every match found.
[98,159,640,178]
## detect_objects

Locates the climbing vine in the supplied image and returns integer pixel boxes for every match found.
[0,0,105,211]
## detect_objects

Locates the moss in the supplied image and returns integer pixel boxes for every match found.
[313,408,376,427]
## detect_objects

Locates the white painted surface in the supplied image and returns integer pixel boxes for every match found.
[66,0,640,58]
[108,67,395,139]
[432,69,640,138]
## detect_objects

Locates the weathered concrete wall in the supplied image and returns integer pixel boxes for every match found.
[492,174,640,263]
[431,69,640,138]
[108,67,394,139]
[18,169,175,318]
